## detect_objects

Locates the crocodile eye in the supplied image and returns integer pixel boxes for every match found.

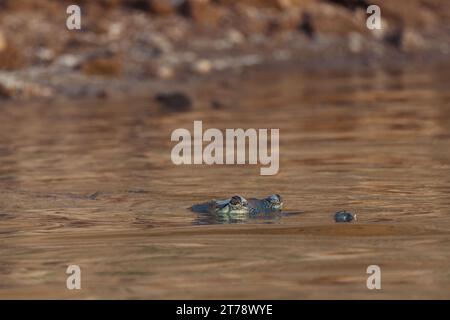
[267,194,280,203]
[230,196,241,205]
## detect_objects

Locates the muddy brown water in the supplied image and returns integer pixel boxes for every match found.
[1,67,450,299]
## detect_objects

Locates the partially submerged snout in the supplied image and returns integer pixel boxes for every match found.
[210,195,251,214]
[191,194,290,225]
[191,194,284,216]
[265,194,283,211]
[226,195,250,213]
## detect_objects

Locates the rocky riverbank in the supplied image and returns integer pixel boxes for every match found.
[0,0,449,100]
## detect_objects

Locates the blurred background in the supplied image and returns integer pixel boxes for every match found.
[0,0,449,99]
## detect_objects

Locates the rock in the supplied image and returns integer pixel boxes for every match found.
[81,56,122,77]
[216,0,301,10]
[0,41,25,70]
[211,99,233,109]
[155,92,192,112]
[348,32,363,53]
[383,26,404,49]
[155,65,174,79]
[149,34,173,54]
[98,0,122,9]
[304,3,367,36]
[125,0,152,11]
[54,54,82,69]
[298,11,315,39]
[179,0,225,26]
[267,10,300,33]
[225,29,245,45]
[193,59,212,74]
[125,0,177,14]
[0,74,53,99]
[0,83,12,99]
[0,31,6,52]
[36,47,55,63]
[402,29,425,51]
[211,99,223,109]
[334,210,356,223]
[107,22,124,40]
[236,5,271,35]
[326,0,367,11]
[148,0,177,15]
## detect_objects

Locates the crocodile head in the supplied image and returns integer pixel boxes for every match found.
[227,195,250,213]
[213,195,251,214]
[264,194,283,211]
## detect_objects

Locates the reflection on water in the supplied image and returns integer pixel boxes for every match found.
[193,210,288,225]
[1,67,450,299]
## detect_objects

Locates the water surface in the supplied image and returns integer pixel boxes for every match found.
[1,67,450,298]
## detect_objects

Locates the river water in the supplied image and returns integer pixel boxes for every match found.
[1,66,450,298]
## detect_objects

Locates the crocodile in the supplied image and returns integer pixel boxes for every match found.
[191,194,283,214]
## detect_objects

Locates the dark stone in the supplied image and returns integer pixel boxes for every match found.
[155,91,192,112]
[178,0,224,26]
[384,27,404,49]
[334,210,355,223]
[211,99,224,109]
[97,89,108,99]
[125,0,151,11]
[298,12,315,39]
[326,0,369,11]
[0,83,12,99]
[148,0,176,15]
